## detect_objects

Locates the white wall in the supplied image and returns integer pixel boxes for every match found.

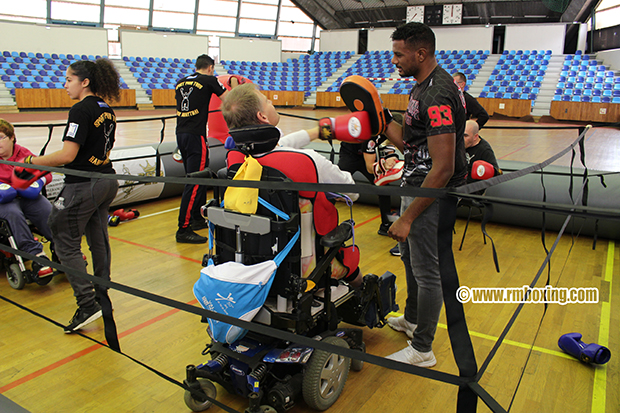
[120,30,209,59]
[0,20,107,56]
[319,30,358,53]
[504,24,567,54]
[219,37,281,62]
[596,48,620,71]
[368,28,393,51]
[433,26,493,52]
[364,25,497,52]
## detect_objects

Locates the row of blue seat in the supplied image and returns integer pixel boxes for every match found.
[480,91,537,100]
[501,50,552,55]
[556,88,620,97]
[553,95,620,103]
[2,51,105,61]
[5,81,129,94]
[557,82,620,90]
[123,56,195,64]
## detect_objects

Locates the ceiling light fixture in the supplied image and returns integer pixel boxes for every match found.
[354,21,369,24]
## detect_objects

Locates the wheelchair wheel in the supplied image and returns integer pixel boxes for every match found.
[7,263,26,290]
[302,336,350,411]
[184,378,216,412]
[350,342,366,372]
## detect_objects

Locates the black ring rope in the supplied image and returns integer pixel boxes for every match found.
[3,117,617,412]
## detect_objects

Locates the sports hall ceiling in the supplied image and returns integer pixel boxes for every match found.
[290,0,598,30]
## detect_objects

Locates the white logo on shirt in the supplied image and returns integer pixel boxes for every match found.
[67,123,79,138]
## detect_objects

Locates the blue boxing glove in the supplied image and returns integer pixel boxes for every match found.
[0,183,17,204]
[558,332,611,364]
[16,177,46,200]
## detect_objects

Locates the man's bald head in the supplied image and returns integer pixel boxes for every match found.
[464,120,480,149]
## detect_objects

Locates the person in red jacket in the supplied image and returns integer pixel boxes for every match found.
[0,118,53,277]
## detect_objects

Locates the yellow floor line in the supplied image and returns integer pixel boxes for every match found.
[386,310,575,361]
[591,240,614,413]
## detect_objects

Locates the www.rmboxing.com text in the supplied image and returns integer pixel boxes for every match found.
[456,285,599,305]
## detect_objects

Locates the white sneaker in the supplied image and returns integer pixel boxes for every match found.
[386,341,437,368]
[387,315,417,339]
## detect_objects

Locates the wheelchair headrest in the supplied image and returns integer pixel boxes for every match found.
[229,124,281,156]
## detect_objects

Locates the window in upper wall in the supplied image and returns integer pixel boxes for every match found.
[154,0,196,13]
[239,3,278,20]
[0,15,46,23]
[197,15,236,32]
[1,0,47,20]
[104,6,150,26]
[280,0,313,22]
[246,0,280,5]
[152,10,195,30]
[594,8,620,30]
[239,18,277,36]
[51,1,100,23]
[198,0,239,17]
[592,0,620,30]
[597,0,620,10]
[105,0,150,7]
[278,21,314,37]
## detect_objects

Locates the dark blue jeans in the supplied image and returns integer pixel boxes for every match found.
[398,197,443,353]
[0,195,53,255]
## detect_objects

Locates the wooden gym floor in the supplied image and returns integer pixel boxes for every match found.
[0,108,618,413]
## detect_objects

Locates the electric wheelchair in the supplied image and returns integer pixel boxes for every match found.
[0,218,57,289]
[183,148,398,412]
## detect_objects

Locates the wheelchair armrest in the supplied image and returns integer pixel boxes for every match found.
[319,221,353,248]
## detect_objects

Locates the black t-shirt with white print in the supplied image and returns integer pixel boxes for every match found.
[62,95,116,183]
[175,73,227,136]
[402,65,467,188]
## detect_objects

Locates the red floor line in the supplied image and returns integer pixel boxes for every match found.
[0,298,199,393]
[498,144,531,160]
[354,214,381,228]
[2,218,379,392]
[109,235,202,264]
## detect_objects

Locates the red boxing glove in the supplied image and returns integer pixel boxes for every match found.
[374,158,404,186]
[11,156,48,190]
[113,208,140,221]
[319,111,372,143]
[471,160,495,180]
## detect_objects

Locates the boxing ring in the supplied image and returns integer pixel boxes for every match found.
[1,115,619,413]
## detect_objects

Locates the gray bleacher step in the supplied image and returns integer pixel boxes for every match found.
[112,58,153,105]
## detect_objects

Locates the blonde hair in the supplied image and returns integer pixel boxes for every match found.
[221,83,263,129]
[0,118,15,143]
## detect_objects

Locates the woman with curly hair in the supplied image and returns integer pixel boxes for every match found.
[20,58,120,333]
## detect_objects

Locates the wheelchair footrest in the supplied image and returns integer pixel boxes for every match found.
[320,220,353,248]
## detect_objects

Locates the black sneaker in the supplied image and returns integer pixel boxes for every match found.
[64,303,102,334]
[191,220,208,231]
[390,244,401,256]
[378,223,391,236]
[176,228,207,244]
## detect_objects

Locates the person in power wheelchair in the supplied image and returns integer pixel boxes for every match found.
[0,118,55,289]
[184,84,398,413]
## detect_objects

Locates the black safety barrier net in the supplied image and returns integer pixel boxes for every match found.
[1,117,619,413]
